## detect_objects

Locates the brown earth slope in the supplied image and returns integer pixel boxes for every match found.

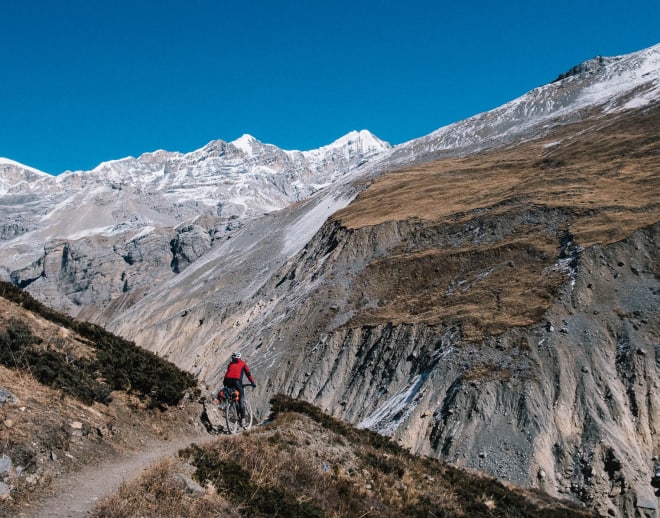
[333,105,660,339]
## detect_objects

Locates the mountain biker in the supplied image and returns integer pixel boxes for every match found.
[220,352,255,423]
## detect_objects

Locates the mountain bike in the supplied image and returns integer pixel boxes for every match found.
[217,384,254,434]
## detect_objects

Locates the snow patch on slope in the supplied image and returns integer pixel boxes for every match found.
[594,45,660,112]
[358,375,426,436]
[283,192,354,255]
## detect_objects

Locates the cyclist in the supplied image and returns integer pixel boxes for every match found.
[221,352,255,424]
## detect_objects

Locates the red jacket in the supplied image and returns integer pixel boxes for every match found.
[224,358,254,384]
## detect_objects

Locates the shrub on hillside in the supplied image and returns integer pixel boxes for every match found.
[269,394,404,454]
[0,281,73,327]
[0,281,197,408]
[0,318,112,404]
[183,443,342,517]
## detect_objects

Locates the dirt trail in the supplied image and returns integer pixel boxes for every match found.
[20,433,214,518]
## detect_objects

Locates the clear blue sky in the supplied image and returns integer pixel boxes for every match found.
[1,1,658,175]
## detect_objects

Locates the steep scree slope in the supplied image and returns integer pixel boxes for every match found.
[197,106,659,517]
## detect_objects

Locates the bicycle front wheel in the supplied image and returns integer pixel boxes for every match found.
[242,400,253,430]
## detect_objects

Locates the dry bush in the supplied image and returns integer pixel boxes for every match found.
[90,458,237,518]
[0,283,198,408]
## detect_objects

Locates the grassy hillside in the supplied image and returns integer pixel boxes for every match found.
[92,395,597,518]
[0,280,197,408]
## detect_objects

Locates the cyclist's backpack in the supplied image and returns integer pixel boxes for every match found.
[218,387,240,402]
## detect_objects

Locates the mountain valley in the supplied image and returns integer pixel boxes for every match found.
[1,44,659,517]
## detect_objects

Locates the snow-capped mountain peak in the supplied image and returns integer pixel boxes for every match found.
[0,157,50,177]
[326,129,389,152]
[552,55,622,82]
[0,157,51,195]
[301,129,390,164]
[230,134,260,155]
[0,126,394,252]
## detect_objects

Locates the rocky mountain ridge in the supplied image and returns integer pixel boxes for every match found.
[383,43,660,169]
[1,43,659,517]
[2,44,658,317]
[0,128,390,313]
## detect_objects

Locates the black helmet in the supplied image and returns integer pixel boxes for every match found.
[231,352,241,360]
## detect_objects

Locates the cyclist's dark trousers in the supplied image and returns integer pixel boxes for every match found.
[224,378,245,417]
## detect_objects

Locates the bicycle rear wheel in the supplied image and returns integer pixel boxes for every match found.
[224,401,241,434]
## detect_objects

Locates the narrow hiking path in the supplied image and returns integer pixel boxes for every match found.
[19,433,214,518]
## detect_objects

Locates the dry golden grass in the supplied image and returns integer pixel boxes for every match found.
[90,458,238,518]
[347,239,564,337]
[336,109,659,241]
[332,107,659,338]
[462,363,512,383]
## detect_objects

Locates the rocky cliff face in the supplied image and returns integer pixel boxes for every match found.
[124,106,657,518]
[275,265,654,517]
[273,224,657,518]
